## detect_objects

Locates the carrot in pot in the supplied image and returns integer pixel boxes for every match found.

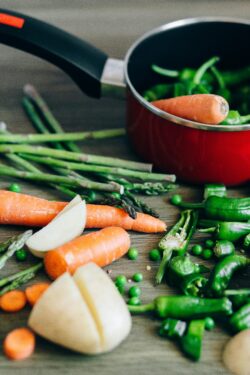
[0,290,27,312]
[44,226,131,280]
[3,328,35,360]
[152,94,229,124]
[25,283,50,306]
[0,191,166,233]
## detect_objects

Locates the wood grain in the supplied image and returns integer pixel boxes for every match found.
[0,1,249,374]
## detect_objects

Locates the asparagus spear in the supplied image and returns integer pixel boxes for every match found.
[22,97,65,150]
[0,262,43,295]
[0,230,33,270]
[0,144,152,172]
[23,84,81,152]
[0,163,123,193]
[20,154,176,182]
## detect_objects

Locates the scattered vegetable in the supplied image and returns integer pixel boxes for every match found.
[127,247,138,260]
[213,240,235,258]
[191,244,203,256]
[128,286,141,298]
[15,249,28,262]
[25,283,50,306]
[132,273,143,282]
[0,290,27,312]
[149,248,161,261]
[3,328,35,360]
[8,183,21,193]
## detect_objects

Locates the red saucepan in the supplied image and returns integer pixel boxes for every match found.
[0,10,250,185]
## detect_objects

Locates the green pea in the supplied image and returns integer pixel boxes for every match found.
[204,317,215,330]
[170,194,182,205]
[8,183,21,193]
[15,248,28,262]
[202,248,213,260]
[205,239,214,248]
[191,244,203,256]
[116,284,125,295]
[127,297,141,306]
[115,275,127,287]
[128,286,141,298]
[87,191,96,202]
[132,273,143,282]
[128,247,138,260]
[149,248,161,261]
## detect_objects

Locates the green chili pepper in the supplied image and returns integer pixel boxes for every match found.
[180,273,208,297]
[215,222,250,242]
[243,232,250,249]
[159,318,187,339]
[224,289,250,309]
[204,184,227,200]
[213,240,235,258]
[151,64,214,84]
[229,303,250,332]
[143,83,174,101]
[206,255,250,296]
[128,295,232,319]
[175,196,250,222]
[180,319,205,361]
[156,210,198,285]
[222,65,250,86]
[166,255,199,285]
[193,56,220,85]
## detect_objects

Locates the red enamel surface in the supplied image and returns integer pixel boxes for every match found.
[0,13,25,29]
[127,89,250,185]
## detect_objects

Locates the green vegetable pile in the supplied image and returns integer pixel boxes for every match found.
[143,56,250,125]
[127,184,250,362]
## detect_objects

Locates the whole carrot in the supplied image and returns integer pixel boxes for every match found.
[152,94,229,124]
[44,226,130,279]
[0,191,166,233]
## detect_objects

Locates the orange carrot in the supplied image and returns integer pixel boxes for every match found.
[25,283,50,306]
[3,328,35,360]
[0,190,66,226]
[0,191,166,233]
[0,290,27,312]
[44,226,131,279]
[152,94,229,125]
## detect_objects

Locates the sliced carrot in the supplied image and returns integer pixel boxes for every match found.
[152,94,229,125]
[25,283,50,306]
[0,191,166,233]
[0,290,27,312]
[3,328,35,360]
[44,226,131,280]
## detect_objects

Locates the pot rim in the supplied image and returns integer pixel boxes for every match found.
[124,16,250,132]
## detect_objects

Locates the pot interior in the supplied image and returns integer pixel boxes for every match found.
[126,19,250,94]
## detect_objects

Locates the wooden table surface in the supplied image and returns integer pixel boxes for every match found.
[0,1,250,374]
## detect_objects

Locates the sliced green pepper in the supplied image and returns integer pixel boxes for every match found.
[213,240,235,258]
[229,302,250,332]
[159,318,187,339]
[180,319,205,361]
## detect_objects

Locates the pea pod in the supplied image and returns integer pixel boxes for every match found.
[180,319,205,361]
[206,255,250,296]
[229,303,250,332]
[128,295,232,319]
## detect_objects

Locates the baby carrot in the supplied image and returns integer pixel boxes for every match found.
[152,94,229,124]
[25,283,50,306]
[3,328,35,360]
[44,226,131,279]
[1,290,27,312]
[0,191,166,233]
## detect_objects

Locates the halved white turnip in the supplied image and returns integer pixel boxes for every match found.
[74,263,132,352]
[26,197,86,258]
[28,272,101,354]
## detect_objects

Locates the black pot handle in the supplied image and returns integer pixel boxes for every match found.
[0,9,125,98]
